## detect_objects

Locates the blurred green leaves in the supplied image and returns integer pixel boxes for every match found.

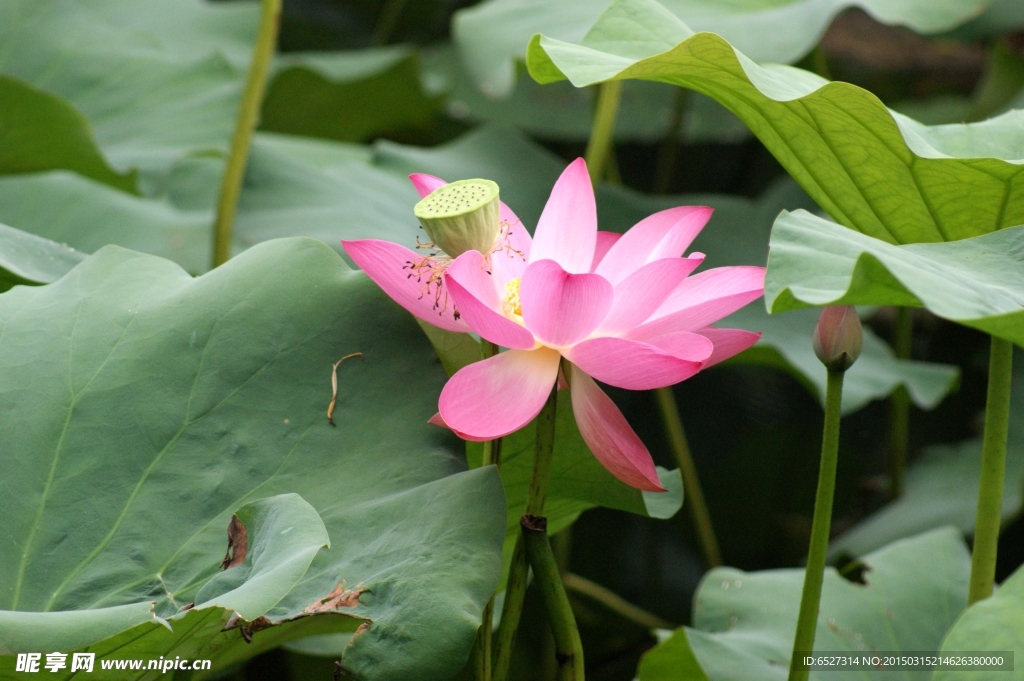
[639,528,971,680]
[455,0,994,98]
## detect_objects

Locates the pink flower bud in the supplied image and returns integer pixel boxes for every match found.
[813,306,862,372]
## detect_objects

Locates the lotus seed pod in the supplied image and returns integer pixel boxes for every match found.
[414,179,501,257]
[813,306,862,373]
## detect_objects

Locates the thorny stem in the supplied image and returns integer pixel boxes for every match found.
[522,515,585,681]
[968,336,1013,604]
[493,386,558,681]
[212,0,280,268]
[472,339,501,680]
[653,88,689,194]
[888,308,912,498]
[789,369,845,681]
[655,387,722,567]
[584,81,622,184]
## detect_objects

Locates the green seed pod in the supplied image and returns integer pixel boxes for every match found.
[813,306,862,373]
[414,179,501,257]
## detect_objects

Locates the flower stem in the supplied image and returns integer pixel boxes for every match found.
[584,81,622,184]
[653,88,689,194]
[789,368,845,681]
[493,386,559,681]
[968,335,1013,604]
[522,515,585,681]
[888,308,912,499]
[654,387,722,567]
[563,573,673,630]
[371,0,408,45]
[211,0,281,268]
[472,339,502,679]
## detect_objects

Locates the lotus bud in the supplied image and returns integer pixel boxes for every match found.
[813,306,862,372]
[414,179,501,257]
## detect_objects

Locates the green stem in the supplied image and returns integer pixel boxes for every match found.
[371,0,409,45]
[653,88,689,194]
[888,308,912,499]
[563,573,673,630]
[472,337,503,680]
[968,336,1013,604]
[789,369,845,681]
[523,515,585,681]
[655,387,722,567]
[493,387,559,681]
[212,0,280,269]
[472,598,494,681]
[584,81,622,184]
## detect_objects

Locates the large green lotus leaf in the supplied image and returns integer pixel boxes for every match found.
[0,493,329,673]
[0,0,254,191]
[830,381,1024,558]
[0,238,506,680]
[422,45,750,144]
[526,0,1024,245]
[0,172,212,274]
[0,222,85,293]
[933,563,1024,681]
[232,133,421,254]
[0,76,135,193]
[764,209,1024,346]
[261,47,441,143]
[455,0,992,98]
[638,528,970,681]
[0,133,416,275]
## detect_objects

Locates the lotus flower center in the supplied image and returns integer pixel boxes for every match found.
[503,277,523,322]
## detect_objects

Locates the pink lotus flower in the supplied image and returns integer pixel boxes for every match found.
[343,159,764,491]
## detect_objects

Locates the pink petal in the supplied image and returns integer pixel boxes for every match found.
[446,251,536,350]
[569,365,664,492]
[597,255,705,335]
[637,266,766,335]
[428,412,448,428]
[530,158,596,274]
[409,173,447,198]
[342,239,470,333]
[595,206,713,285]
[565,335,710,390]
[439,347,561,440]
[520,259,613,347]
[591,231,623,271]
[693,326,762,368]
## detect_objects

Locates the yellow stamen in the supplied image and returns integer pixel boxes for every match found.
[503,277,523,322]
